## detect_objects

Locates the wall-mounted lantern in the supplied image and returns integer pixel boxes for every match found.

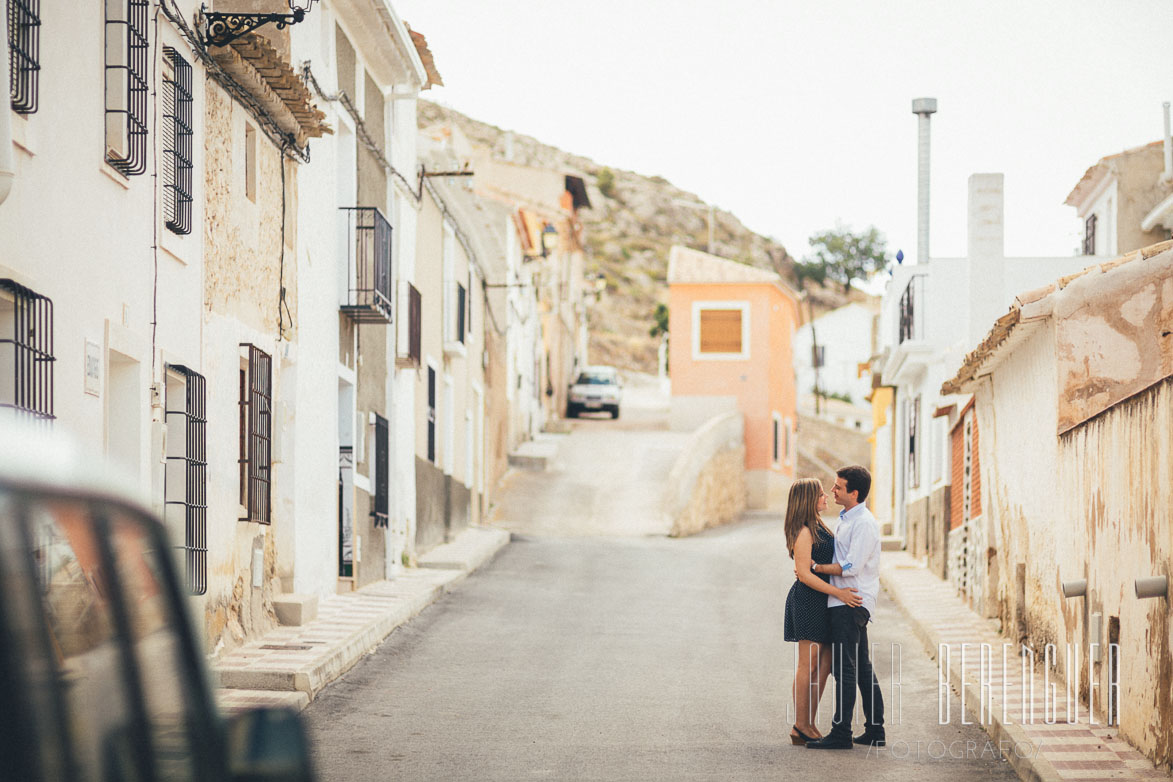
[1061,579,1087,598]
[1135,576,1168,600]
[540,224,559,258]
[201,1,318,48]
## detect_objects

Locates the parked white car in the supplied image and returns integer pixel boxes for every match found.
[566,366,622,419]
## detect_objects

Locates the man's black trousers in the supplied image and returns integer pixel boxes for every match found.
[827,605,884,737]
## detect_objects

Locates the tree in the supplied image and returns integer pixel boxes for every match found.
[596,167,616,199]
[649,303,669,338]
[797,224,889,293]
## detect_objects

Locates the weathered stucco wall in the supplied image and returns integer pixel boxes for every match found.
[1057,376,1173,766]
[665,412,747,537]
[1055,248,1173,433]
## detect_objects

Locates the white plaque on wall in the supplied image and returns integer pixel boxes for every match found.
[84,340,101,397]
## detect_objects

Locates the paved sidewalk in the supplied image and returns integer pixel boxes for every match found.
[214,525,510,714]
[881,551,1171,782]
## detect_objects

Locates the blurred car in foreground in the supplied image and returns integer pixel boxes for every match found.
[0,429,315,782]
[566,366,622,419]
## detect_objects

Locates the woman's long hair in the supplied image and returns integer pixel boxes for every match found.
[784,478,832,559]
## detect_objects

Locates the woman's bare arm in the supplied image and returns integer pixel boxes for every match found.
[794,528,859,603]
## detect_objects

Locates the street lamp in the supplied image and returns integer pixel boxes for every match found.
[672,198,715,254]
[201,0,319,47]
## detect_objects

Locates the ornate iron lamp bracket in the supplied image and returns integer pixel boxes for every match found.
[200,5,307,47]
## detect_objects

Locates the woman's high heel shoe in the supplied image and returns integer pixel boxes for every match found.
[790,725,818,745]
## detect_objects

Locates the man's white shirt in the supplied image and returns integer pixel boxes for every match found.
[827,502,881,617]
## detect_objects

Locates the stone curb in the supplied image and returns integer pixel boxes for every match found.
[215,526,511,709]
[879,561,1064,782]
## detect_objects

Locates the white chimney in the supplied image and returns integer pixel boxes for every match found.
[912,98,937,264]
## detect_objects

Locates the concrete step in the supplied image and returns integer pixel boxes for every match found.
[880,535,904,551]
[507,436,561,471]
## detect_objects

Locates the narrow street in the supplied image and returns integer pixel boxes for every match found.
[304,383,1017,781]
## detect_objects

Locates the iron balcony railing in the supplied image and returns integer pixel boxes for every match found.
[898,275,926,345]
[340,206,393,324]
[0,278,54,423]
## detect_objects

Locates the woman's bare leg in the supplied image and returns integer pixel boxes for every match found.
[814,640,833,717]
[793,640,822,737]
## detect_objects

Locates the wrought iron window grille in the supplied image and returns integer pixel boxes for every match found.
[340,206,394,324]
[0,279,54,423]
[105,0,150,176]
[199,0,317,48]
[8,0,40,114]
[1083,214,1097,256]
[239,344,272,524]
[162,47,194,235]
[371,415,389,528]
[898,276,925,345]
[164,365,207,594]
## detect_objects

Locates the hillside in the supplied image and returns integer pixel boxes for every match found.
[418,100,853,373]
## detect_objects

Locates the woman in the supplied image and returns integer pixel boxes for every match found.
[783,478,861,744]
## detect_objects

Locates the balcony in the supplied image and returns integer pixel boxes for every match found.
[882,274,933,386]
[340,207,393,324]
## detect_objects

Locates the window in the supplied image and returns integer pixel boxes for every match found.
[105,0,149,176]
[396,282,422,367]
[244,123,257,202]
[907,396,920,489]
[771,413,781,467]
[455,282,466,344]
[1083,214,1097,256]
[371,415,388,528]
[811,344,825,368]
[8,0,40,114]
[341,207,393,323]
[161,48,193,235]
[785,416,793,465]
[426,365,436,463]
[962,416,973,523]
[238,344,272,524]
[0,279,54,423]
[163,365,206,595]
[691,301,749,360]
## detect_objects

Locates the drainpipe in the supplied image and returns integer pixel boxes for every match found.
[1162,102,1172,183]
[0,9,15,206]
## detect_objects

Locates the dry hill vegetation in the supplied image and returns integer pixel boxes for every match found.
[419,101,854,373]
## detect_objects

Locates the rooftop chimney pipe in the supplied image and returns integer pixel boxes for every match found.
[912,97,938,264]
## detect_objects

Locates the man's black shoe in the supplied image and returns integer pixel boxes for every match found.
[853,730,885,747]
[805,734,854,750]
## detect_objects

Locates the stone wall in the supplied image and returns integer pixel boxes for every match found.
[664,412,747,537]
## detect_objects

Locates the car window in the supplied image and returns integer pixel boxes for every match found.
[28,498,147,782]
[105,508,210,782]
[0,489,76,781]
[575,372,615,385]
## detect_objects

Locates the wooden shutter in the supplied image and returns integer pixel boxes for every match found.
[699,309,742,354]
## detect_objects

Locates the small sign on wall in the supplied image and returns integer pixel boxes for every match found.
[84,340,101,396]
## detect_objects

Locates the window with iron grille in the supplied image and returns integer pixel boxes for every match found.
[372,415,389,528]
[0,279,54,423]
[164,365,207,594]
[8,0,40,113]
[427,366,436,463]
[1083,214,1097,256]
[104,0,149,176]
[340,207,393,322]
[239,344,272,524]
[161,47,193,235]
[396,282,421,367]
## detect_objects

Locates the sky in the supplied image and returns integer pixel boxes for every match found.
[393,0,1173,266]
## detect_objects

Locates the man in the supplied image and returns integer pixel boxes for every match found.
[805,465,885,750]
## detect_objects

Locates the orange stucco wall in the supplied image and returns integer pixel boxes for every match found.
[668,282,800,476]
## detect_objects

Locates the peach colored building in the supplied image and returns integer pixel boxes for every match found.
[667,246,802,508]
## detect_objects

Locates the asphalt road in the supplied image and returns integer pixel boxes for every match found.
[305,376,1016,780]
[305,523,1018,781]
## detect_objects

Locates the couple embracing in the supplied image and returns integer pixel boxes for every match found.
[783,465,885,750]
